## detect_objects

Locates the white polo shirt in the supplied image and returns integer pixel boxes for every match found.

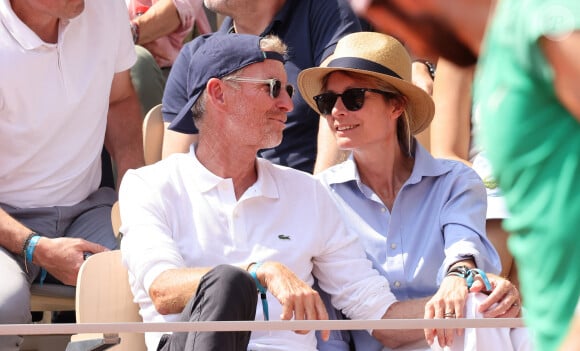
[0,0,136,207]
[120,149,397,351]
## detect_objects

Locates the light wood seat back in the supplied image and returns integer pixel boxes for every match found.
[142,104,164,165]
[70,250,146,350]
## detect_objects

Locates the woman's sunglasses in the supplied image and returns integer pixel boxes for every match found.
[313,88,398,115]
[226,77,294,99]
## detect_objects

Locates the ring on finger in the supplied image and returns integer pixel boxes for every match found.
[444,312,456,318]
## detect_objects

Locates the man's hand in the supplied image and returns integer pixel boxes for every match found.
[257,261,330,340]
[470,273,521,318]
[34,237,108,286]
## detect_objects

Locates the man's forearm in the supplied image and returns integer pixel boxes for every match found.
[133,0,181,45]
[0,207,33,255]
[148,267,209,315]
[372,297,431,349]
[105,92,145,188]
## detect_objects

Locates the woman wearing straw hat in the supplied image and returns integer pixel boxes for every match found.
[298,32,531,351]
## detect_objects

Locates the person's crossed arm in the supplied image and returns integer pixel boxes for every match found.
[148,261,331,339]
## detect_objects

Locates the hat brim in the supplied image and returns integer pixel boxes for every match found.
[168,93,198,133]
[297,66,434,135]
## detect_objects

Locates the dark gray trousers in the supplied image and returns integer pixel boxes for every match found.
[158,265,258,351]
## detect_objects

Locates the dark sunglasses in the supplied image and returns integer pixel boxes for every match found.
[313,88,398,115]
[226,77,294,98]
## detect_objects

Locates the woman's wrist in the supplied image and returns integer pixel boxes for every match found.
[130,20,140,44]
[412,59,436,79]
[445,266,492,291]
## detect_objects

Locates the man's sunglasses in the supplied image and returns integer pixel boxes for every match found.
[226,77,294,99]
[313,88,398,115]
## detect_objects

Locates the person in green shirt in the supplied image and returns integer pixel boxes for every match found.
[348,1,580,350]
[474,2,580,350]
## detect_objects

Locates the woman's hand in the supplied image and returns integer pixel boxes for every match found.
[424,275,469,347]
[470,272,521,318]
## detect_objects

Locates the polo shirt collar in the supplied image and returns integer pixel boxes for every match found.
[0,0,71,50]
[0,0,43,49]
[189,148,279,200]
[188,147,224,192]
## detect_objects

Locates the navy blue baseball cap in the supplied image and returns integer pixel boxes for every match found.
[168,33,286,132]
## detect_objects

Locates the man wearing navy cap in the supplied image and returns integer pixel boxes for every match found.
[119,33,442,351]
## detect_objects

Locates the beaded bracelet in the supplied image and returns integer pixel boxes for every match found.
[446,265,492,291]
[248,262,269,321]
[446,265,470,279]
[413,59,436,79]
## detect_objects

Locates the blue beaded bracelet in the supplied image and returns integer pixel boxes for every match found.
[248,262,269,321]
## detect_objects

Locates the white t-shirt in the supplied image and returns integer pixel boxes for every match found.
[120,149,397,351]
[0,0,136,207]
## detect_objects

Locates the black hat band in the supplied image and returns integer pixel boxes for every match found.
[328,57,402,80]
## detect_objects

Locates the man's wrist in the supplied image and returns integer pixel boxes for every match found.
[248,261,270,320]
[21,233,39,260]
[247,262,266,289]
[21,232,43,273]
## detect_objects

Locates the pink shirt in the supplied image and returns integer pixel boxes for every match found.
[127,0,212,68]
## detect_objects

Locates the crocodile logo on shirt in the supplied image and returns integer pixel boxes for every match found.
[278,234,291,240]
[483,176,498,190]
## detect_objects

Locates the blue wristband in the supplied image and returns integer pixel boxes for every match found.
[25,235,41,263]
[466,268,492,291]
[249,262,269,321]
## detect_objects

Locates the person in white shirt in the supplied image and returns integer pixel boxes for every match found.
[0,0,144,349]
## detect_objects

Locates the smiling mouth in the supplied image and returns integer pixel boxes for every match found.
[336,124,358,132]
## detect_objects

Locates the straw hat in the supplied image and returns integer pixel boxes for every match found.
[297,32,434,135]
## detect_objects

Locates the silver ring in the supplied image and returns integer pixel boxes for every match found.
[444,312,456,318]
